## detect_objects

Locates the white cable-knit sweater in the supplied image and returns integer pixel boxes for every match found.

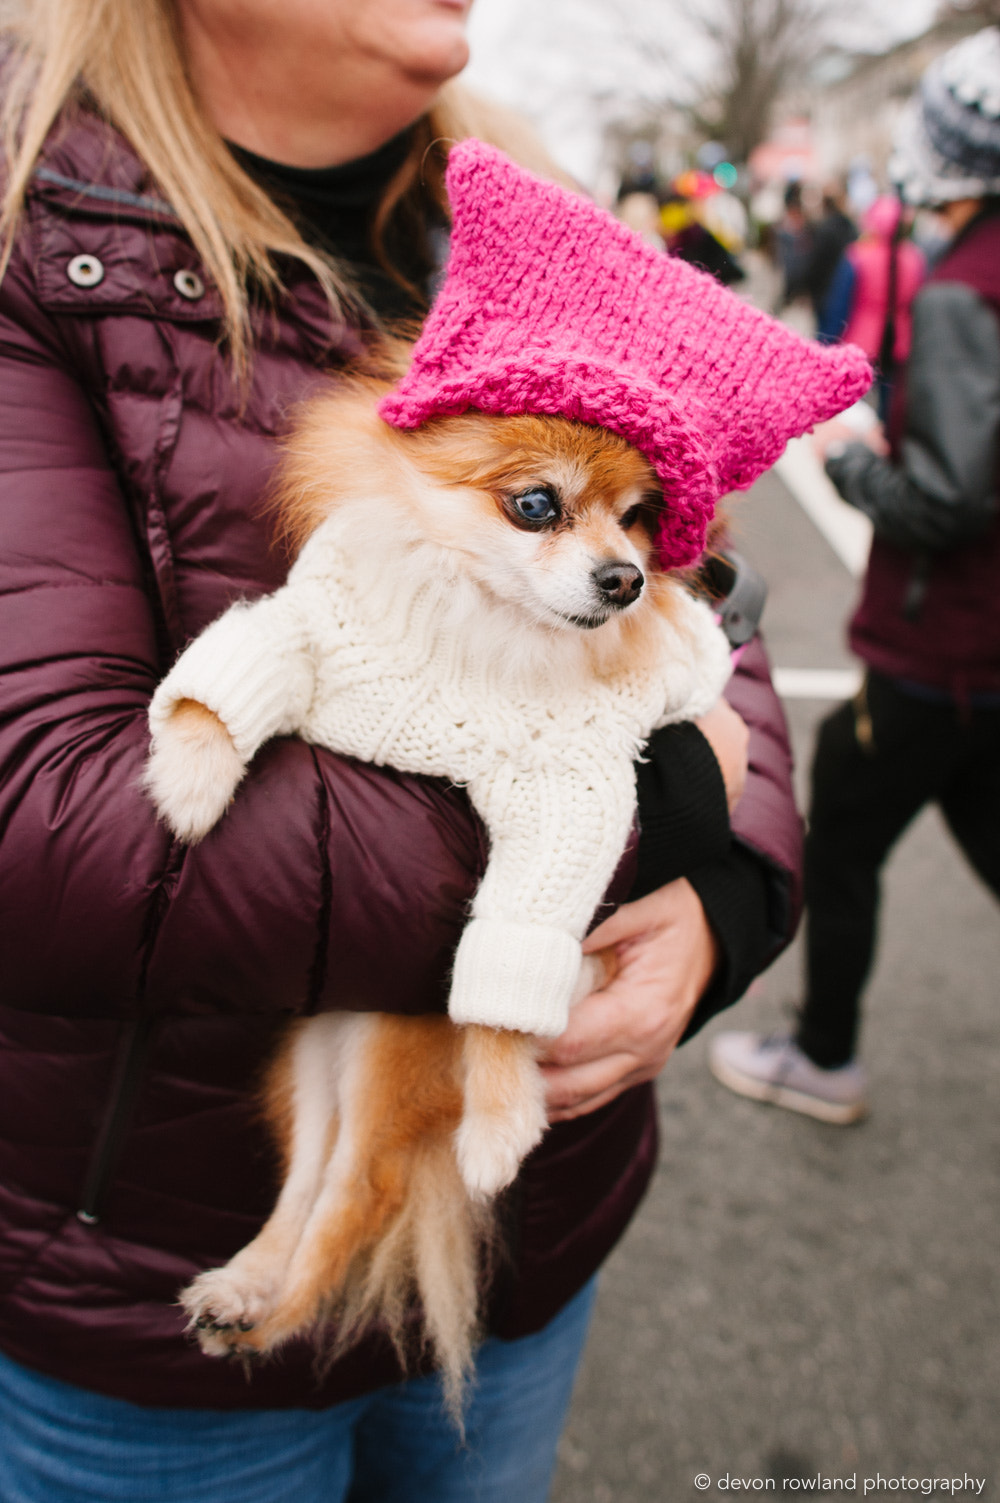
[149,513,732,1037]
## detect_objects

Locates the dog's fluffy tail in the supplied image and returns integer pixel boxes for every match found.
[335,1128,495,1423]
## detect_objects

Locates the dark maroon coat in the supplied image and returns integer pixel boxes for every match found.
[0,109,801,1408]
[836,207,1000,696]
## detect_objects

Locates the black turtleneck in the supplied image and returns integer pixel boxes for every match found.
[230,129,438,325]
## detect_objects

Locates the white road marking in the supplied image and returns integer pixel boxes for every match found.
[768,431,870,699]
[774,435,873,579]
[772,666,863,700]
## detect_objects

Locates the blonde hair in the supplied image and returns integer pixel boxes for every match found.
[0,0,566,372]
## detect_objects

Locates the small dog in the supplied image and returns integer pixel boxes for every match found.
[143,347,732,1411]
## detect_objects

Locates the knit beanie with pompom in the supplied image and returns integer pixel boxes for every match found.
[890,26,1000,208]
[379,140,871,569]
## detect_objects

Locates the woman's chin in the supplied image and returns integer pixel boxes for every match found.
[401,31,470,87]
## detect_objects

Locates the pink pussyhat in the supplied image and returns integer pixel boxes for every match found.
[379,141,871,569]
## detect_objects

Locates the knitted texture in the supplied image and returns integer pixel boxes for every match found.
[150,512,732,1036]
[378,141,871,570]
[890,27,1000,205]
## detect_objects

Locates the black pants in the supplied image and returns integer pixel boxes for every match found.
[797,671,1000,1068]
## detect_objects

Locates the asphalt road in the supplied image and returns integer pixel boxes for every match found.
[551,469,1000,1503]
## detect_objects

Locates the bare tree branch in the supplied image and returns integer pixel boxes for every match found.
[682,0,844,161]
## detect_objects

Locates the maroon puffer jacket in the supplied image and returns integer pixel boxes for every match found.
[0,109,801,1409]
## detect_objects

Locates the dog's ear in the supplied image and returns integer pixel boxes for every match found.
[357,332,417,383]
[267,377,403,557]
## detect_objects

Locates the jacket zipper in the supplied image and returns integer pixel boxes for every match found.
[76,1016,155,1226]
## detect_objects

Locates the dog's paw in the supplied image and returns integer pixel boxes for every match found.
[455,1094,547,1200]
[143,700,245,843]
[571,949,617,1006]
[179,1265,278,1358]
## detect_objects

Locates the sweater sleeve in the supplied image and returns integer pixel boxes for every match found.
[455,754,639,1036]
[0,243,484,1022]
[148,592,318,762]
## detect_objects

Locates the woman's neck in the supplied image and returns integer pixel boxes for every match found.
[177,12,445,168]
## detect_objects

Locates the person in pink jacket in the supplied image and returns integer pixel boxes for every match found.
[820,196,926,418]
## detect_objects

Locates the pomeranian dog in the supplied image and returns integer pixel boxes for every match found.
[143,346,732,1414]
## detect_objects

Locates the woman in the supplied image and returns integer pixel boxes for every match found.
[0,2,801,1498]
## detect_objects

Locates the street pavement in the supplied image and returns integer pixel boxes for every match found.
[551,469,1000,1503]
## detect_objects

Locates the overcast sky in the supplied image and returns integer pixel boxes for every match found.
[462,0,944,184]
[465,0,942,95]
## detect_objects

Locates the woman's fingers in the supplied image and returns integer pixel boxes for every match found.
[545,879,720,1120]
[582,879,692,955]
[541,1052,643,1122]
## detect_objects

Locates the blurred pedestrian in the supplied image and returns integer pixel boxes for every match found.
[616,187,666,249]
[801,182,857,328]
[818,196,926,420]
[660,179,746,287]
[776,180,813,307]
[710,26,1000,1124]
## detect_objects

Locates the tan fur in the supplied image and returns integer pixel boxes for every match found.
[172,366,698,1415]
[142,699,245,843]
[182,1013,495,1420]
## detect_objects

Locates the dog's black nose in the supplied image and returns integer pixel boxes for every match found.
[593,561,644,607]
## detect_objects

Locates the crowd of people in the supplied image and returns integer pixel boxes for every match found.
[0,0,996,1497]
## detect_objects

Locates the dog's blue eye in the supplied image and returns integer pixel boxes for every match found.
[512,487,559,524]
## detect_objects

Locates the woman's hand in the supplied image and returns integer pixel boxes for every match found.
[539,879,719,1122]
[695,698,749,812]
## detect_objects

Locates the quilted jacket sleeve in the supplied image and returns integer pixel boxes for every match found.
[0,245,485,1021]
[826,282,1000,551]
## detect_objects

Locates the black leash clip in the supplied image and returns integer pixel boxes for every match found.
[699,550,768,649]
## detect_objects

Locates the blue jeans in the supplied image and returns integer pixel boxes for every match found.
[0,1278,595,1503]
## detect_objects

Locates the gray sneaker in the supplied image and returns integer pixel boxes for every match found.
[708,1032,868,1125]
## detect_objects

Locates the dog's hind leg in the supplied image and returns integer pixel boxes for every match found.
[245,1014,465,1356]
[180,1013,367,1357]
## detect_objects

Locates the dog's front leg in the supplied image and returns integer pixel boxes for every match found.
[455,1026,545,1200]
[455,949,618,1200]
[144,699,247,843]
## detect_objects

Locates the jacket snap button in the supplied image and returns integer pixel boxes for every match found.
[173,269,205,301]
[67,254,104,288]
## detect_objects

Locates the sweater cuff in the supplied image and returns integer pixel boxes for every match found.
[682,843,787,1042]
[631,722,731,899]
[149,603,312,763]
[448,918,581,1037]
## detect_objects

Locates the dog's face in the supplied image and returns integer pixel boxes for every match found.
[396,413,663,631]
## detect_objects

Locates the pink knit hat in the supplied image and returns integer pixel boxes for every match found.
[379,141,871,569]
